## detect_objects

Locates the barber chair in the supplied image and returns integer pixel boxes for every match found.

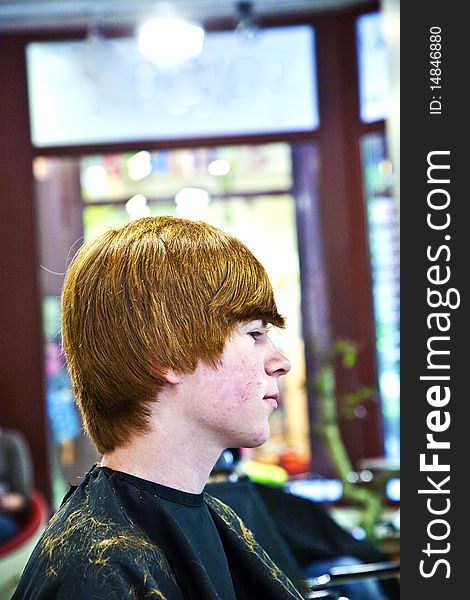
[306,560,400,599]
[206,451,400,600]
[0,491,48,598]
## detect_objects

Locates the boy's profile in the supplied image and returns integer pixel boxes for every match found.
[13,216,304,599]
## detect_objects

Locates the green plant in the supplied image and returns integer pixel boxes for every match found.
[313,340,383,539]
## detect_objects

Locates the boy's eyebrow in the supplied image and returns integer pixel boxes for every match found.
[242,318,273,330]
[240,319,263,329]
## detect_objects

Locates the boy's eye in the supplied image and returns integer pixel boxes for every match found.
[248,325,271,340]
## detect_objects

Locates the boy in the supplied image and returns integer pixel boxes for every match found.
[14,216,304,599]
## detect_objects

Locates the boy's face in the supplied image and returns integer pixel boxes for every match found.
[180,320,291,449]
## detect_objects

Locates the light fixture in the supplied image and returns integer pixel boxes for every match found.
[138,17,205,64]
[235,1,259,42]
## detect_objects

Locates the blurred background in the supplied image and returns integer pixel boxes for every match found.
[0,0,399,557]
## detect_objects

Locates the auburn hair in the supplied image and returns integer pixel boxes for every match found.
[61,216,284,453]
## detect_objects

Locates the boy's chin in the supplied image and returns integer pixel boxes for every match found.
[236,429,270,450]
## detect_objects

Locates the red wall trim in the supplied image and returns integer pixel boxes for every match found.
[0,34,52,505]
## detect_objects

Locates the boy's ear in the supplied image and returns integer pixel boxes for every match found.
[163,368,181,385]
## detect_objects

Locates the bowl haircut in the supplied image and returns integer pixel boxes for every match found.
[61,216,285,454]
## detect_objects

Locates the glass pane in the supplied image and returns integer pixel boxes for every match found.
[360,131,400,463]
[26,26,319,147]
[356,11,392,123]
[80,144,293,203]
[35,143,312,506]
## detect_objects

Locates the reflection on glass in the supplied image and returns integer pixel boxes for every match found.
[361,132,400,463]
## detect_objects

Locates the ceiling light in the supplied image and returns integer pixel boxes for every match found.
[138,17,205,64]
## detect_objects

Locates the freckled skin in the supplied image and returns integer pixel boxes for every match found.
[181,321,291,449]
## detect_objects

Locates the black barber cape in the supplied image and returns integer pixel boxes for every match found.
[13,465,304,599]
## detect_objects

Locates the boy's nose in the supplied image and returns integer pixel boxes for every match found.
[265,343,291,377]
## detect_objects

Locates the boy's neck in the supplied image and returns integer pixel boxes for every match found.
[100,409,223,494]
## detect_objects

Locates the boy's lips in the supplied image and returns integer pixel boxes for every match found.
[263,394,279,409]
